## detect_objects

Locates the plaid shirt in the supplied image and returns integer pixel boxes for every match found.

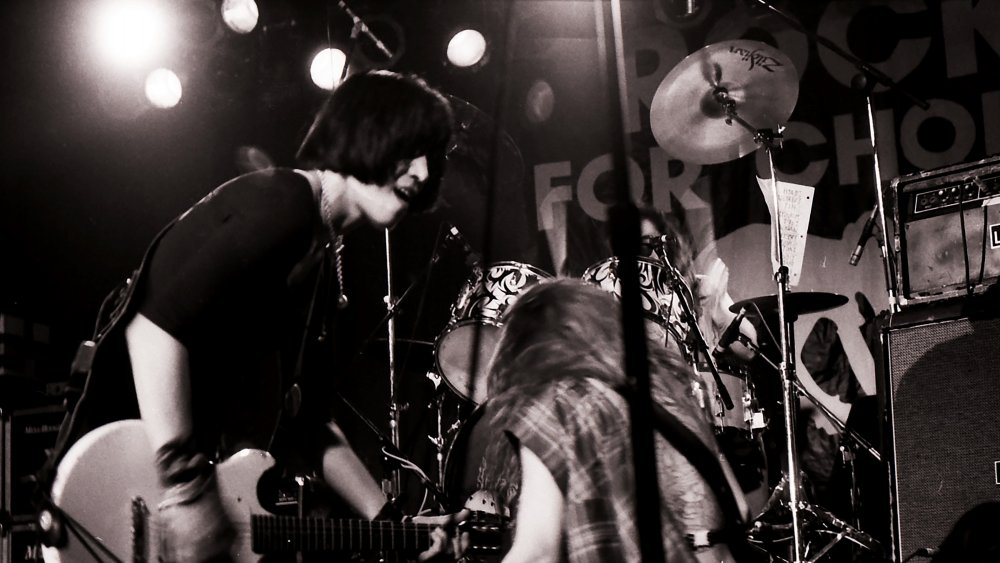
[481,376,728,563]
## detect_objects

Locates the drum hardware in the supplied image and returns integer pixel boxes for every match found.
[334,388,451,513]
[649,23,888,556]
[735,296,883,560]
[338,224,469,504]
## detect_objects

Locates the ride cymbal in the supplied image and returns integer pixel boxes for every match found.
[730,292,849,318]
[650,40,799,165]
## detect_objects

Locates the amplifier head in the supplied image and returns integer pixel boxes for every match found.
[891,155,1000,307]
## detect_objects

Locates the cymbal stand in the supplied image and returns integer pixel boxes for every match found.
[715,89,884,560]
[739,336,884,557]
[714,86,808,561]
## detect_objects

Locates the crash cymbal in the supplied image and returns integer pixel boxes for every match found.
[731,292,848,318]
[444,95,524,188]
[650,40,799,165]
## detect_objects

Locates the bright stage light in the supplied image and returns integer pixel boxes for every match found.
[221,0,259,34]
[145,68,182,108]
[92,0,172,70]
[310,48,347,91]
[446,29,487,68]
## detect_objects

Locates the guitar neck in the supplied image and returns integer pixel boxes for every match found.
[251,515,434,554]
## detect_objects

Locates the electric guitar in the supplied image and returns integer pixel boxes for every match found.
[42,419,502,562]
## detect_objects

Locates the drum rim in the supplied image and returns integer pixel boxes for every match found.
[581,255,666,278]
[479,260,554,279]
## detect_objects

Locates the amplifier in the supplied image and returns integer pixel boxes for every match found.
[2,407,64,523]
[882,306,1000,561]
[891,155,1000,307]
[0,523,44,563]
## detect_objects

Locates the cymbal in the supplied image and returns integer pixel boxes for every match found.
[731,292,849,317]
[444,95,524,188]
[650,40,799,165]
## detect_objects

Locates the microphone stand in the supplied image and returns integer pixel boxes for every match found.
[659,249,734,410]
[748,0,929,312]
[384,229,402,500]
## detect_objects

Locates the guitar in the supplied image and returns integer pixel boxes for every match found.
[42,419,502,562]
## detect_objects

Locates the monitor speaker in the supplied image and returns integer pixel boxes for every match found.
[883,311,1000,561]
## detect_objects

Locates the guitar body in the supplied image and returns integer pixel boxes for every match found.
[43,419,274,563]
[43,420,503,562]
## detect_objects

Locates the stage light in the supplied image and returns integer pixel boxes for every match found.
[145,68,182,108]
[92,0,172,70]
[525,79,555,124]
[221,0,259,34]
[446,29,487,68]
[310,48,347,91]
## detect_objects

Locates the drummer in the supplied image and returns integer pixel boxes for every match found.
[637,205,757,364]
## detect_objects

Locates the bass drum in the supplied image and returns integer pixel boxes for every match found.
[436,262,552,404]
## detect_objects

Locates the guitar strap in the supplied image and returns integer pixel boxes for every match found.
[618,386,750,552]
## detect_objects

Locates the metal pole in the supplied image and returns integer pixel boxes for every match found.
[864,94,901,314]
[765,146,805,563]
[384,228,401,499]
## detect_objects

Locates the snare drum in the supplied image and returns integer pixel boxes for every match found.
[582,256,689,340]
[695,363,764,436]
[436,262,552,404]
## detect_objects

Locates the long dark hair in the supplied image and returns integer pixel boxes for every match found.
[296,70,454,212]
[638,205,700,313]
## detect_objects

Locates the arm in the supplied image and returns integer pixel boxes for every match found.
[125,312,234,560]
[125,312,192,453]
[320,420,391,520]
[501,445,564,563]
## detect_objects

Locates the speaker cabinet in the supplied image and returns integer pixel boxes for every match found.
[884,311,1000,561]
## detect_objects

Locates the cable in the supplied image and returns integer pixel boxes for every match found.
[958,190,973,295]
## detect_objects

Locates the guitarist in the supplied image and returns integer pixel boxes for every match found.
[473,280,754,562]
[62,71,454,561]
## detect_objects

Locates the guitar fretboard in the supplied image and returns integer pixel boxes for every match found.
[250,515,434,553]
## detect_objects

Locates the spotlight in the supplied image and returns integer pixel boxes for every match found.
[310,48,347,91]
[525,80,555,124]
[221,0,259,34]
[145,68,182,108]
[92,0,172,69]
[446,29,487,68]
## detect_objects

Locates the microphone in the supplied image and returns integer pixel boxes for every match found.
[445,224,481,265]
[714,309,747,354]
[640,234,671,257]
[848,204,879,266]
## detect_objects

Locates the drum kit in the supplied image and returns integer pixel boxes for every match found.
[390,34,884,563]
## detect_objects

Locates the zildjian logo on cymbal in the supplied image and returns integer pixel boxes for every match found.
[728,45,783,73]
